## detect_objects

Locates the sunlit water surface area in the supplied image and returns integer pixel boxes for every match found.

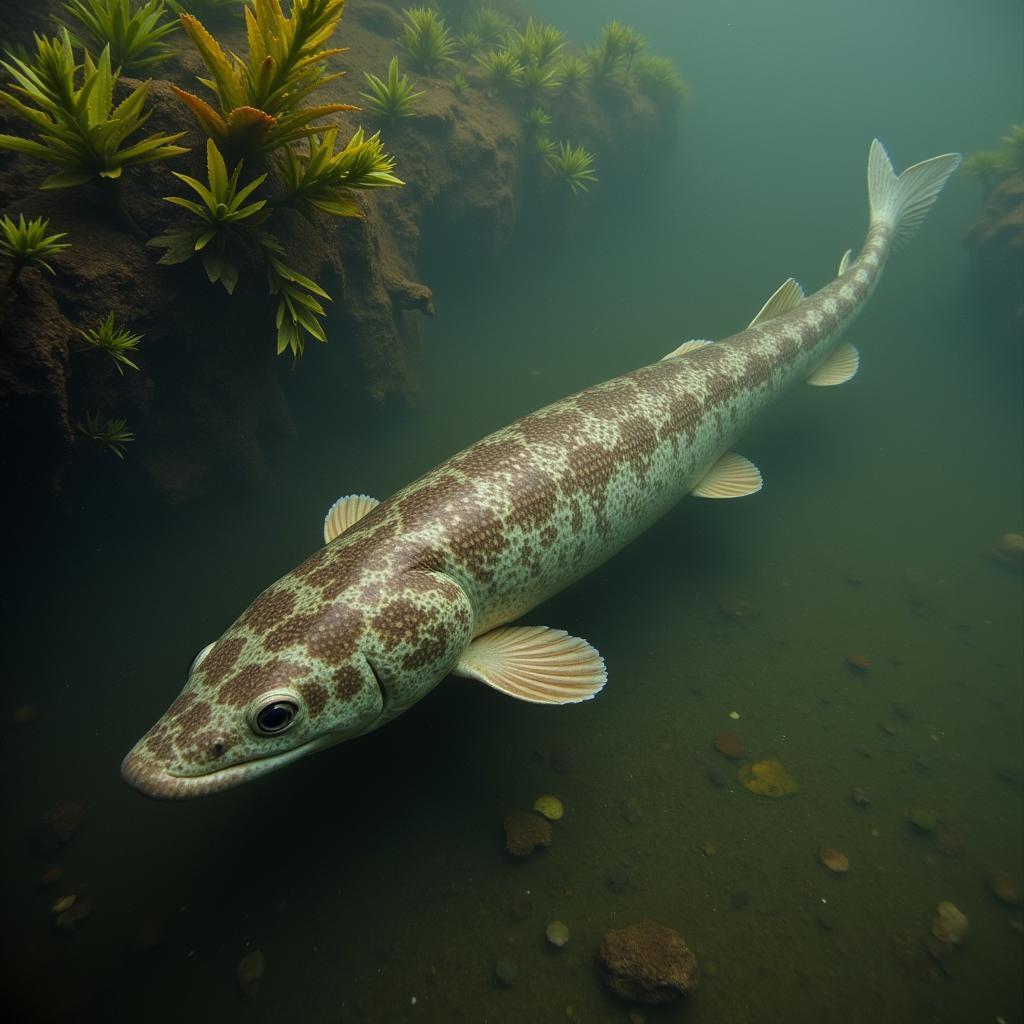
[3,0,1022,1021]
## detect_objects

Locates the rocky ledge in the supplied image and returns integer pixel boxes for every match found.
[0,0,672,502]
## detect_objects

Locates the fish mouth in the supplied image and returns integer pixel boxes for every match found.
[120,733,340,800]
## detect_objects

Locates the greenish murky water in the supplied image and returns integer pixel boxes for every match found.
[3,1,1022,1021]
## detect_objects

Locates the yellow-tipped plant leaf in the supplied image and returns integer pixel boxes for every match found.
[180,13,245,110]
[171,86,229,140]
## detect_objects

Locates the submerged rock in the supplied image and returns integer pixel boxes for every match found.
[503,811,552,856]
[712,730,745,759]
[236,949,266,997]
[494,958,517,986]
[545,920,570,948]
[988,868,1024,906]
[988,532,1024,569]
[817,847,850,874]
[930,901,969,945]
[532,795,563,821]
[738,759,798,797]
[597,922,699,1005]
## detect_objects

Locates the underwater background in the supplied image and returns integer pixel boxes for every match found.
[2,0,1022,1021]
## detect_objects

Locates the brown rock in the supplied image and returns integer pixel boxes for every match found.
[712,730,745,759]
[502,811,552,857]
[236,949,266,998]
[597,922,699,1004]
[33,802,86,854]
[988,868,1024,906]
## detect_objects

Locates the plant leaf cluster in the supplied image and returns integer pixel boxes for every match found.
[632,54,687,107]
[585,21,645,86]
[149,137,267,294]
[77,311,143,373]
[359,56,423,123]
[401,7,456,73]
[460,6,511,50]
[61,0,178,75]
[544,140,597,194]
[263,237,331,358]
[0,213,70,284]
[173,0,355,159]
[0,29,187,188]
[77,411,134,458]
[474,47,522,90]
[278,127,402,218]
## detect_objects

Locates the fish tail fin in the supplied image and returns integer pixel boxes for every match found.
[867,139,961,249]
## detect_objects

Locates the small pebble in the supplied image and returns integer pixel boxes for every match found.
[846,653,871,672]
[545,920,570,948]
[51,895,76,914]
[909,808,937,832]
[494,958,517,986]
[38,867,64,887]
[236,949,266,997]
[55,898,93,932]
[700,840,718,857]
[851,788,870,807]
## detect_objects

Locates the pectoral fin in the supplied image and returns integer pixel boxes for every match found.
[807,342,859,386]
[838,249,852,275]
[323,494,380,543]
[691,452,763,498]
[453,625,607,704]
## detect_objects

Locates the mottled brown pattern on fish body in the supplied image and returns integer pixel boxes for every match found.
[124,218,896,798]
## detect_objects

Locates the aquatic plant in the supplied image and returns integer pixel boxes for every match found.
[531,133,556,160]
[961,150,1011,193]
[77,312,142,373]
[474,48,522,91]
[61,0,178,75]
[400,7,456,73]
[555,55,586,95]
[1001,124,1024,171]
[149,138,267,294]
[359,56,423,122]
[617,24,646,80]
[262,236,331,358]
[450,69,468,94]
[584,21,629,85]
[0,213,70,286]
[166,0,244,17]
[524,106,550,134]
[461,5,511,48]
[507,19,564,70]
[278,127,402,218]
[77,411,134,458]
[516,61,558,103]
[632,54,687,106]
[456,30,482,57]
[544,140,597,194]
[173,0,355,160]
[0,29,187,188]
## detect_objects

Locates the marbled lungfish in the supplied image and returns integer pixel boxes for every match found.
[123,141,960,798]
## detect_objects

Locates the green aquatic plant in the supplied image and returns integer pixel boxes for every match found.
[359,56,423,122]
[617,24,646,80]
[555,55,586,95]
[77,411,134,458]
[0,213,70,286]
[451,68,468,94]
[278,127,402,218]
[172,0,354,160]
[1001,124,1024,171]
[585,21,629,85]
[456,30,482,58]
[632,54,687,106]
[544,140,597,194]
[400,7,456,73]
[166,0,244,17]
[77,311,142,373]
[507,19,564,70]
[516,61,558,103]
[61,0,178,75]
[149,138,267,294]
[0,29,187,188]
[474,48,522,91]
[524,105,550,133]
[461,5,511,48]
[961,149,1011,193]
[263,236,330,358]
[531,133,556,160]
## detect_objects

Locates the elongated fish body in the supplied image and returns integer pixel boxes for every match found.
[123,141,960,798]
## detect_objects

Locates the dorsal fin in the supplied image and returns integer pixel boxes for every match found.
[748,278,804,328]
[838,249,852,275]
[661,338,714,361]
[323,494,380,543]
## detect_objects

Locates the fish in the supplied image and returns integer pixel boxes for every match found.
[122,140,960,799]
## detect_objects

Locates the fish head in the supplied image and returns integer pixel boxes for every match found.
[121,555,474,799]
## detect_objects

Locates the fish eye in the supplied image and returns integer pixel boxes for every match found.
[253,700,298,736]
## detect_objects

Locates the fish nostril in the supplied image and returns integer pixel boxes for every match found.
[211,739,225,758]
